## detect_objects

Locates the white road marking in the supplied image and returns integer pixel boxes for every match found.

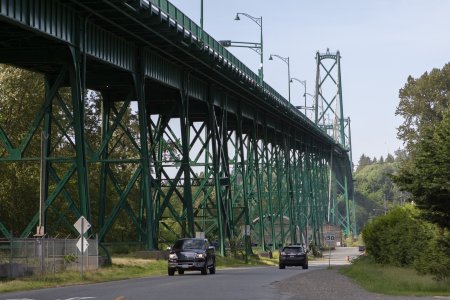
[56,297,96,300]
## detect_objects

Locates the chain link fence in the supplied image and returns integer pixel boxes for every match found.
[0,236,98,278]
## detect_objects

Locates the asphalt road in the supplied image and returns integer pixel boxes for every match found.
[1,247,361,300]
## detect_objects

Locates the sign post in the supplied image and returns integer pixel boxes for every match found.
[74,216,91,277]
[325,234,335,268]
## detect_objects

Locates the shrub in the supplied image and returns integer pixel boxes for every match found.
[362,204,450,280]
[362,205,431,267]
[414,228,450,281]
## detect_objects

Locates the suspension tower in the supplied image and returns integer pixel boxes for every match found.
[314,49,356,237]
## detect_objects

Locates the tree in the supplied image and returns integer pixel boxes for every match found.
[0,65,44,236]
[394,62,450,230]
[394,148,408,161]
[356,154,372,171]
[393,107,450,229]
[385,154,395,163]
[396,63,450,152]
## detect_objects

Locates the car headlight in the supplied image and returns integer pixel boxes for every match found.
[169,253,177,260]
[280,252,286,256]
[195,253,206,259]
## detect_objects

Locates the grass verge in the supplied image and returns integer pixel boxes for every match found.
[0,254,277,294]
[340,256,450,297]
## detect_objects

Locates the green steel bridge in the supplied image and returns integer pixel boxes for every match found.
[0,0,355,256]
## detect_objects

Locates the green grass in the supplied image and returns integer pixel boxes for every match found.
[340,256,450,297]
[0,254,278,293]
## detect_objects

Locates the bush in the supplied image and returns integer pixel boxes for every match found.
[362,205,430,267]
[414,228,450,281]
[362,205,450,280]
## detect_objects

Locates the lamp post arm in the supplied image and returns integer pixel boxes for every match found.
[235,13,264,85]
[269,53,291,102]
[236,13,262,27]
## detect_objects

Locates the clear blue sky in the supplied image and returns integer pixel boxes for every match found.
[168,0,450,164]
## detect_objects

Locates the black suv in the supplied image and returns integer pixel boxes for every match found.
[168,238,216,276]
[279,245,308,269]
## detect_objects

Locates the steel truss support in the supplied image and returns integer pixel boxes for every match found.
[95,51,156,250]
[0,53,92,239]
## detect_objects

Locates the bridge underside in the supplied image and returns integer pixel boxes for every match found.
[0,0,353,254]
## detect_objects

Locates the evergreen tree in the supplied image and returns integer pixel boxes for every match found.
[357,154,372,171]
[386,153,395,163]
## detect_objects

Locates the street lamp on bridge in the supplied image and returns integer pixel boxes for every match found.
[269,54,291,102]
[296,92,316,120]
[219,13,264,85]
[290,77,307,114]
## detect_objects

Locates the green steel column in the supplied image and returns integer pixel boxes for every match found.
[274,139,285,246]
[292,146,302,245]
[284,133,295,244]
[135,49,154,249]
[237,109,251,260]
[208,92,225,256]
[41,78,52,232]
[300,146,310,246]
[179,74,194,237]
[344,174,350,237]
[98,98,111,234]
[40,76,53,234]
[202,120,209,233]
[68,46,90,219]
[252,115,265,251]
[220,97,233,239]
[314,52,320,125]
[347,117,357,236]
[337,52,346,147]
[152,115,165,243]
[263,125,276,251]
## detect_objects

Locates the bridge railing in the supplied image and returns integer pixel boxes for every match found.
[142,1,322,131]
[143,1,272,94]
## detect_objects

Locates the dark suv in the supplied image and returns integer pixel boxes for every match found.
[279,245,308,269]
[168,238,216,276]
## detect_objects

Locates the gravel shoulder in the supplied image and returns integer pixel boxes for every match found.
[273,267,441,300]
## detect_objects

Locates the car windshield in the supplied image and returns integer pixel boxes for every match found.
[283,247,304,254]
[173,239,205,250]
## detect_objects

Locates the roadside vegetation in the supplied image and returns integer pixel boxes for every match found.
[341,256,450,296]
[343,62,450,295]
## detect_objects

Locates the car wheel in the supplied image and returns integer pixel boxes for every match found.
[178,269,184,275]
[168,268,175,276]
[279,264,285,269]
[209,260,216,274]
[201,263,208,275]
[302,263,308,270]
